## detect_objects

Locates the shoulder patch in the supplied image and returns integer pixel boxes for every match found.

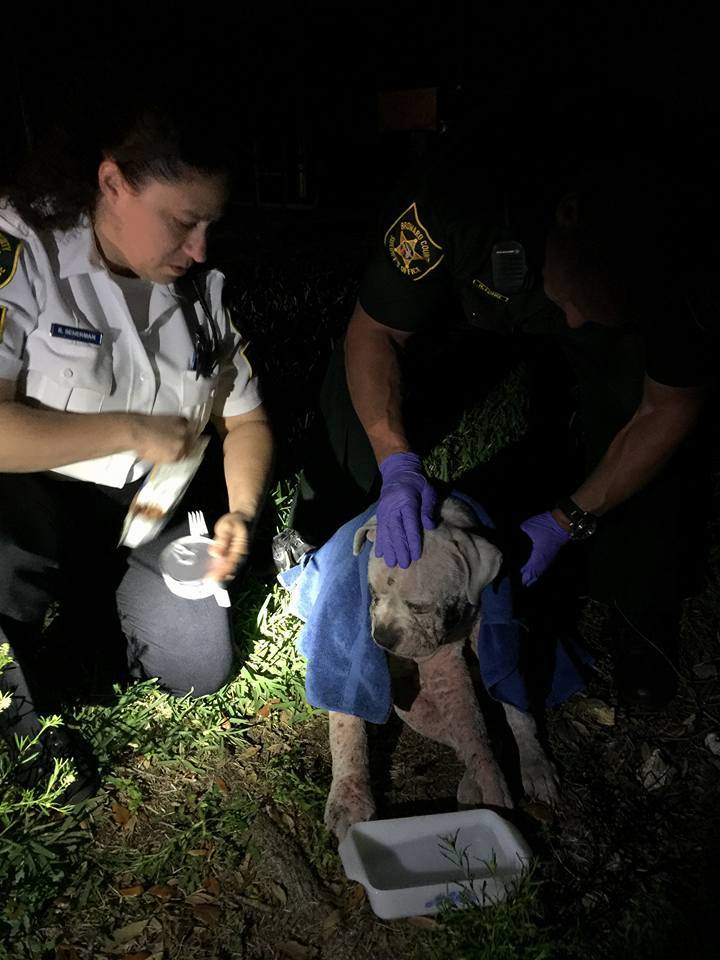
[383,202,444,280]
[0,231,23,290]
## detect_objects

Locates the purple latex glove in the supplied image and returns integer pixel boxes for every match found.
[375,452,437,569]
[519,511,571,586]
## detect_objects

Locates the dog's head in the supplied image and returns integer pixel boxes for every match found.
[353,497,502,660]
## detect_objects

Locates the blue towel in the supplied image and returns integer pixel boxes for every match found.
[279,494,591,723]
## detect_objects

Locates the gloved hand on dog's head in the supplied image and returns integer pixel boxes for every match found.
[375,452,437,569]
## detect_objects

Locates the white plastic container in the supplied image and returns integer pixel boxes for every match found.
[338,809,531,919]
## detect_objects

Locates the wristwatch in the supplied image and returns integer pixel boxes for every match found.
[554,497,598,541]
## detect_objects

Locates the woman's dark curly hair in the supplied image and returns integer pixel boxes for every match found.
[3,68,239,232]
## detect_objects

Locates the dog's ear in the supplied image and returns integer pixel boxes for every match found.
[451,528,503,604]
[440,496,478,529]
[440,496,502,600]
[352,515,377,555]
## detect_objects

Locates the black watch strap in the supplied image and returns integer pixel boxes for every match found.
[555,497,598,541]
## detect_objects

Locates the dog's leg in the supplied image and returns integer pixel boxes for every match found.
[502,702,559,805]
[396,642,512,809]
[324,711,376,842]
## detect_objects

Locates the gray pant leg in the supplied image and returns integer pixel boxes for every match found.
[116,518,234,698]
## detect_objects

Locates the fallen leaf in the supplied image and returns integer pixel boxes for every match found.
[213,777,230,794]
[119,885,144,898]
[185,891,216,906]
[638,747,676,791]
[268,881,288,905]
[188,848,209,857]
[406,915,442,929]
[705,732,720,756]
[580,698,616,727]
[221,717,232,730]
[147,884,176,899]
[203,877,221,896]
[345,883,366,909]
[192,903,221,926]
[258,698,281,719]
[238,745,261,760]
[111,918,149,944]
[111,802,131,826]
[278,940,315,959]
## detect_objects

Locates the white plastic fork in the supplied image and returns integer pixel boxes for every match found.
[188,509,231,608]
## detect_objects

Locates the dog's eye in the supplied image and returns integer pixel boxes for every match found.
[407,602,433,614]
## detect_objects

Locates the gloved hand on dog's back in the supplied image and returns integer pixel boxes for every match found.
[519,511,570,586]
[375,452,437,569]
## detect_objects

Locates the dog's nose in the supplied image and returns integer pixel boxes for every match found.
[373,623,400,650]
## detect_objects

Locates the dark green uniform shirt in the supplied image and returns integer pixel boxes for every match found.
[358,161,717,389]
[358,161,562,337]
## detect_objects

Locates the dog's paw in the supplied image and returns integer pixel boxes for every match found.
[460,762,513,809]
[520,754,560,806]
[324,776,376,842]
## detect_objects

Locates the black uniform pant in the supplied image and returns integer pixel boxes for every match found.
[291,321,710,634]
[0,444,234,740]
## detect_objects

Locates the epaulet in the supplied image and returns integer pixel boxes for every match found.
[0,230,23,290]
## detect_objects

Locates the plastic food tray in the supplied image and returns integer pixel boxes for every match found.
[338,809,531,919]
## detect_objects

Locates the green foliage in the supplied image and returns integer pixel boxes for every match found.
[423,365,529,481]
[428,835,574,960]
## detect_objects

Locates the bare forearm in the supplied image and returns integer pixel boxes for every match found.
[571,397,704,517]
[345,301,411,464]
[0,400,135,472]
[221,419,274,522]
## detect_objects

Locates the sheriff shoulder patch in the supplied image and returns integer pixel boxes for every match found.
[0,231,23,290]
[383,202,444,280]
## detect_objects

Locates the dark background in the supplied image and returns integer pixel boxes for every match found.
[4,4,719,477]
[4,5,720,213]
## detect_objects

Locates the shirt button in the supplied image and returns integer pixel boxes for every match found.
[63,368,74,378]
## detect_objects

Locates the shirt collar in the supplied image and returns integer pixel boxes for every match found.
[55,219,182,308]
[55,217,107,279]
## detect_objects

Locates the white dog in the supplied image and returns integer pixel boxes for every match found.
[325,496,559,841]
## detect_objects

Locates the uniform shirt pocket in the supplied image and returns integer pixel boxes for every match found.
[23,330,114,413]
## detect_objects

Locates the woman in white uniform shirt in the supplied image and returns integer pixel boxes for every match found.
[0,84,274,800]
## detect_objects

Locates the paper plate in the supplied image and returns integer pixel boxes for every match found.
[119,436,210,549]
